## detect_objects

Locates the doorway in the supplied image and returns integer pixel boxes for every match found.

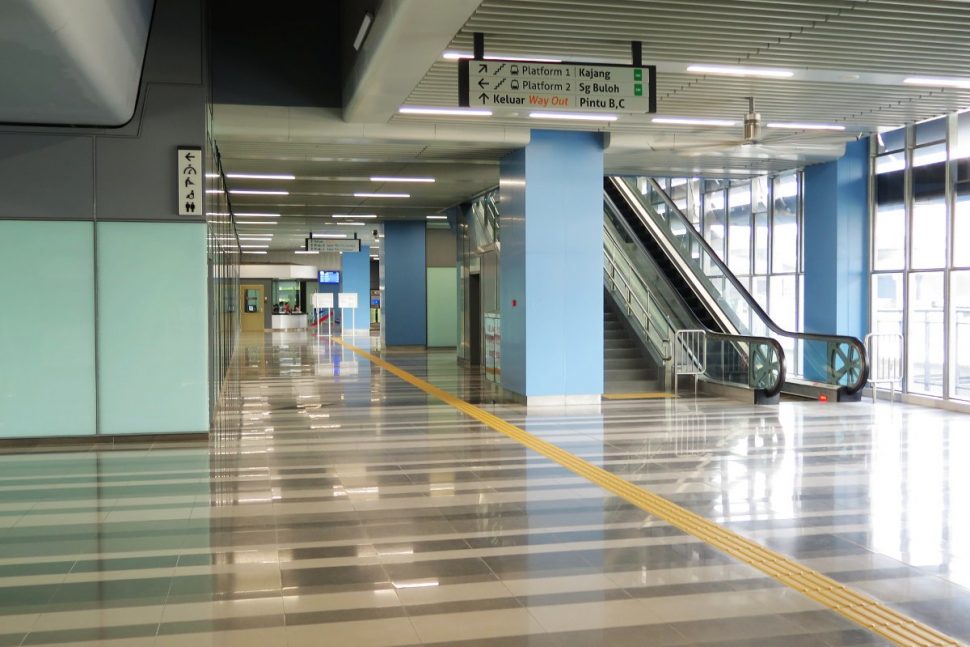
[469,273,482,366]
[240,284,264,332]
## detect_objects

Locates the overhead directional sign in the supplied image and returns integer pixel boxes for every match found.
[177,147,202,216]
[459,59,656,114]
[306,238,362,253]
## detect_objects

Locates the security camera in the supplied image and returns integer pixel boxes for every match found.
[372,229,378,237]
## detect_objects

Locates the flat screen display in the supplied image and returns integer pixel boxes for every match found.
[319,270,340,284]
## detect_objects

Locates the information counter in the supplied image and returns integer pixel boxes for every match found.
[271,314,308,330]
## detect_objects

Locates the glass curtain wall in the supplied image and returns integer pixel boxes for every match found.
[205,130,241,419]
[871,112,970,402]
[651,172,804,338]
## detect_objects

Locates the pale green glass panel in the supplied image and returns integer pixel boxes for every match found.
[0,221,96,437]
[427,267,458,347]
[96,222,208,434]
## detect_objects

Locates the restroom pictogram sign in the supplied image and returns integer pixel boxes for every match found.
[177,147,203,216]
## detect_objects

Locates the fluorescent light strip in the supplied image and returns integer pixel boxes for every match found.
[370,176,435,183]
[238,237,274,241]
[236,221,277,225]
[767,122,846,131]
[234,212,280,218]
[206,173,219,179]
[332,214,377,219]
[337,222,366,226]
[442,50,562,63]
[354,192,409,198]
[294,250,319,254]
[426,215,448,220]
[242,251,267,255]
[687,64,793,78]
[226,173,295,180]
[230,190,289,195]
[652,117,737,127]
[240,244,269,249]
[313,234,348,239]
[903,76,970,89]
[399,106,492,117]
[529,111,617,122]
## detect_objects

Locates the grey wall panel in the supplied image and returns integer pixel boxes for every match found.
[96,85,206,221]
[426,227,457,267]
[0,134,93,219]
[141,0,203,85]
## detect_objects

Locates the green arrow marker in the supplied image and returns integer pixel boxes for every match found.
[634,68,643,81]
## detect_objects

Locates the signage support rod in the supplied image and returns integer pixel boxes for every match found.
[631,41,642,67]
[474,32,484,60]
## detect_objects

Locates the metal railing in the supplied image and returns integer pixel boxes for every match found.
[865,332,904,403]
[674,329,706,396]
[603,225,675,362]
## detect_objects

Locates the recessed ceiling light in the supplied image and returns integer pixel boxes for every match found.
[313,234,348,239]
[353,11,373,51]
[333,214,377,218]
[399,106,492,117]
[687,64,793,78]
[529,112,617,122]
[236,221,278,225]
[370,176,435,183]
[294,250,319,254]
[226,173,295,180]
[767,122,846,131]
[652,117,737,127]
[904,76,970,89]
[234,212,281,218]
[426,215,448,220]
[354,192,409,198]
[230,190,289,195]
[442,50,562,63]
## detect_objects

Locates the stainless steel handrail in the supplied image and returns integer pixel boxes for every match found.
[613,176,868,396]
[603,246,672,361]
[865,332,903,403]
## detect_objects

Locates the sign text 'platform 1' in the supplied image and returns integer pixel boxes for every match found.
[459,60,656,114]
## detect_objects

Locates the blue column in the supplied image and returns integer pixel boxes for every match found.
[500,130,604,403]
[383,221,427,345]
[340,244,371,331]
[804,138,870,340]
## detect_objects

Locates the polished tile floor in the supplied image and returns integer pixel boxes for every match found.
[2,331,970,646]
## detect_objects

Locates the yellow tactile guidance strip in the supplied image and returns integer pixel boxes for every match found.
[333,337,962,646]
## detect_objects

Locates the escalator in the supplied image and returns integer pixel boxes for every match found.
[603,193,784,403]
[605,176,868,402]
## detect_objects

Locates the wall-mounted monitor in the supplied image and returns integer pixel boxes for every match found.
[319,270,340,284]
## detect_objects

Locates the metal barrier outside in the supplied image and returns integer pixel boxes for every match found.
[674,329,706,396]
[865,332,903,403]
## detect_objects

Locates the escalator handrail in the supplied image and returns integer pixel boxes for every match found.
[614,176,868,396]
[605,193,786,398]
[603,223,678,339]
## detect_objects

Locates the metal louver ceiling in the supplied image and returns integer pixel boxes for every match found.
[397,0,970,174]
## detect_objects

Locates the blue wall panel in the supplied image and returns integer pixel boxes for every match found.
[0,221,97,438]
[383,222,427,345]
[341,245,371,331]
[96,222,209,434]
[500,130,604,398]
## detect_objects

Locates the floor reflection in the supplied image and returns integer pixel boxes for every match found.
[0,330,969,645]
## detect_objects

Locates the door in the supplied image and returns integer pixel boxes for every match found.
[240,284,264,332]
[469,273,482,366]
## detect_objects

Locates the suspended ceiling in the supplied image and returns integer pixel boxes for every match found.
[217,0,970,255]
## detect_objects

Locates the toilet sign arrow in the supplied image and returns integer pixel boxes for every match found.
[177,146,203,216]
